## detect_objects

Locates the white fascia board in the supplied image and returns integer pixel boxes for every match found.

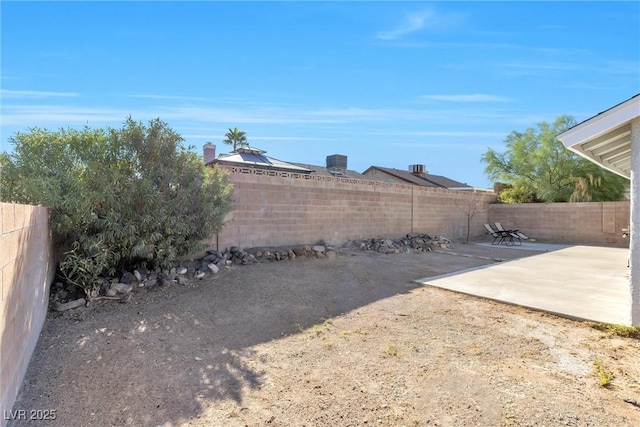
[558,96,640,148]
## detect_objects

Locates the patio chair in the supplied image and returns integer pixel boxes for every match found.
[495,222,529,241]
[484,223,514,246]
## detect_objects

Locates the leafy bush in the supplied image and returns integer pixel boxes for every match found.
[1,117,233,297]
[483,115,628,203]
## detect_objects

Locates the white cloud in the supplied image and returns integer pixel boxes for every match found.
[1,89,79,98]
[376,8,462,41]
[383,141,488,151]
[492,60,578,76]
[250,136,325,141]
[0,105,126,126]
[127,94,208,102]
[0,100,539,131]
[421,94,512,103]
[365,130,507,138]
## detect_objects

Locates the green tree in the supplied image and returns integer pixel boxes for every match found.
[223,127,248,151]
[0,117,234,298]
[482,115,627,203]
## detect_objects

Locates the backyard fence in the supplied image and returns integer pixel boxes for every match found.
[214,166,494,250]
[0,181,631,423]
[1,203,55,426]
[488,201,630,247]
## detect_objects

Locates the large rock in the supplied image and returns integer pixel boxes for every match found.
[293,247,306,257]
[203,253,217,262]
[312,245,325,253]
[120,272,136,284]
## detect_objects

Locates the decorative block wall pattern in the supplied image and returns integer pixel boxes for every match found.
[214,167,495,250]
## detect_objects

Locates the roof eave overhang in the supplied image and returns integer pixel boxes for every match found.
[557,94,639,179]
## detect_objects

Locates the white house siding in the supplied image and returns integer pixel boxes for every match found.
[631,118,640,325]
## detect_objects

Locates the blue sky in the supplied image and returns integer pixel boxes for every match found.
[1,1,638,188]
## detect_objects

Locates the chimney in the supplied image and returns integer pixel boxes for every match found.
[326,154,347,172]
[409,164,426,176]
[203,143,216,164]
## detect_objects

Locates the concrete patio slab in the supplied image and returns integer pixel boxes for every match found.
[415,245,631,325]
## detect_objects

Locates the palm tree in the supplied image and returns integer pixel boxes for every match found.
[223,127,248,151]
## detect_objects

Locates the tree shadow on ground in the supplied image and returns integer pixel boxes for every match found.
[10,250,496,427]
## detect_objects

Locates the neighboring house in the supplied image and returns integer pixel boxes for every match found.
[203,143,313,174]
[204,143,365,179]
[292,154,368,179]
[202,143,479,191]
[362,164,473,190]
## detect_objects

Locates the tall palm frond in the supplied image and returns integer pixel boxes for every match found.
[222,127,247,151]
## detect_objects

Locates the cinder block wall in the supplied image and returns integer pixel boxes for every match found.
[488,201,630,247]
[215,167,494,249]
[1,203,55,425]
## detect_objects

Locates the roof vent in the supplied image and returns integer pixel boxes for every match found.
[409,164,426,176]
[326,154,348,173]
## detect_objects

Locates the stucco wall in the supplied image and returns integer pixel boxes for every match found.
[0,203,55,425]
[630,118,639,326]
[488,201,630,247]
[215,167,494,249]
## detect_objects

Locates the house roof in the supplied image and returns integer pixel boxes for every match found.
[290,162,368,179]
[558,93,639,179]
[363,166,472,189]
[213,147,313,174]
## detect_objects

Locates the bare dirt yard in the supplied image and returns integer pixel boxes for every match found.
[10,242,640,427]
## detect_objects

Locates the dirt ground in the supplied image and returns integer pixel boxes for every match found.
[10,241,640,427]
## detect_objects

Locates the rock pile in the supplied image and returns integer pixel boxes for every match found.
[344,233,452,253]
[53,233,452,310]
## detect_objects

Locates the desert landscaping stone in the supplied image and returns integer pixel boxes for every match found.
[293,247,306,256]
[120,272,136,284]
[56,298,86,312]
[112,283,133,294]
[159,275,172,287]
[50,233,456,309]
[144,277,157,288]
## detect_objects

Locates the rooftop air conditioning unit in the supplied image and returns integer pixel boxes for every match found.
[326,154,348,172]
[409,164,426,175]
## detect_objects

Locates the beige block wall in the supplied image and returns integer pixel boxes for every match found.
[488,201,630,247]
[1,203,55,425]
[215,167,494,249]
